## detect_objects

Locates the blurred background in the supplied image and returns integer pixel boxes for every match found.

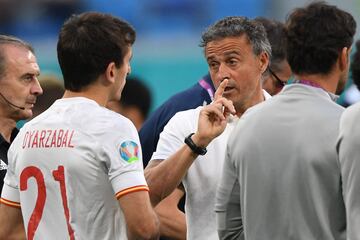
[1,0,360,111]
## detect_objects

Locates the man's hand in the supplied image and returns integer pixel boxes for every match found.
[192,79,236,147]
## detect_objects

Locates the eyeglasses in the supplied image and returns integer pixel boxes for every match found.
[268,68,287,88]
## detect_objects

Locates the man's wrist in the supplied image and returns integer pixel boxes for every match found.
[184,133,207,155]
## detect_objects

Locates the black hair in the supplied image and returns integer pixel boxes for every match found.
[57,12,136,91]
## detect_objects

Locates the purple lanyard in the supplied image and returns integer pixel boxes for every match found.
[292,79,323,89]
[199,78,214,101]
[292,79,338,102]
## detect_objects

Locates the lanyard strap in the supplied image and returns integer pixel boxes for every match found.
[292,79,323,89]
[199,78,214,101]
[292,79,339,102]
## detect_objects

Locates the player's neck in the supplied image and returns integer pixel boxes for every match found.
[63,87,109,107]
[294,71,339,94]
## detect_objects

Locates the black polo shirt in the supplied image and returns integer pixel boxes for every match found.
[0,128,19,195]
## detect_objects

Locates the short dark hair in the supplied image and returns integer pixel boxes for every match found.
[286,1,356,75]
[254,17,287,72]
[57,12,136,91]
[351,40,360,90]
[0,35,34,78]
[200,16,271,58]
[121,76,152,118]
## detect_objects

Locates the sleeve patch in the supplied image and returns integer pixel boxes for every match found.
[119,141,139,163]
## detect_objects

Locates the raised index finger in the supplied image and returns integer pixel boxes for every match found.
[214,79,228,101]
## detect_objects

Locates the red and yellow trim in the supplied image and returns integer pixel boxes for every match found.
[0,198,21,209]
[115,185,149,199]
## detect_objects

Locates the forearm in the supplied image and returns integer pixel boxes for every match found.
[127,210,160,240]
[156,207,186,240]
[0,204,26,240]
[0,226,26,240]
[145,144,198,206]
[120,192,160,240]
[154,189,186,240]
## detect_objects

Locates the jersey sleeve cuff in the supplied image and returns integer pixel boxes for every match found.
[1,183,20,208]
[115,185,149,199]
[150,153,169,162]
[111,170,148,198]
[0,198,21,208]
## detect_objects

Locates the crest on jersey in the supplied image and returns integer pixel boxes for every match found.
[120,141,139,163]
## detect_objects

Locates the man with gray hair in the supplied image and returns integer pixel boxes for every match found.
[0,35,43,196]
[145,16,271,239]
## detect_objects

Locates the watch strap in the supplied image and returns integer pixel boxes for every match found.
[184,133,207,155]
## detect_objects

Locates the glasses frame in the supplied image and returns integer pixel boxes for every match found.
[268,68,287,87]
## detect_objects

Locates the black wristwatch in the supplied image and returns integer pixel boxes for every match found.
[184,133,207,155]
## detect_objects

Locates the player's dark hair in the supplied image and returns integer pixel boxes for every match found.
[57,12,136,91]
[121,77,152,118]
[254,17,287,73]
[286,1,356,75]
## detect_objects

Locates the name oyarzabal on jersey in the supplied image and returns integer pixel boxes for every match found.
[22,129,75,149]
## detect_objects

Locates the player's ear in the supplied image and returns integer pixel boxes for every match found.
[105,62,116,84]
[339,46,351,71]
[258,51,269,74]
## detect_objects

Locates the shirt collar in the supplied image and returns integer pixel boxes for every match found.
[291,80,339,102]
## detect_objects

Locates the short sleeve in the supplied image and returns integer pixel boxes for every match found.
[150,108,199,162]
[0,141,20,208]
[101,117,148,199]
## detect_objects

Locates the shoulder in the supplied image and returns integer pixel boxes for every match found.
[166,84,209,107]
[171,106,202,123]
[93,107,137,136]
[141,84,209,134]
[161,107,201,135]
[341,102,360,126]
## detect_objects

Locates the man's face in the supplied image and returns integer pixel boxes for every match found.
[0,45,42,120]
[262,60,292,96]
[205,36,268,113]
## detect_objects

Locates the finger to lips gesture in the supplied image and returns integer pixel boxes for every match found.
[213,79,236,118]
[196,79,236,145]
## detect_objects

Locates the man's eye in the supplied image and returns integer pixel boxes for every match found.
[209,62,218,68]
[24,75,35,82]
[228,59,238,65]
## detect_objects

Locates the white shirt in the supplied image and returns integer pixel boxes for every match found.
[1,97,148,240]
[151,90,271,240]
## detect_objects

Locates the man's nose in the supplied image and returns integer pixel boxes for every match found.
[218,64,230,82]
[31,78,43,96]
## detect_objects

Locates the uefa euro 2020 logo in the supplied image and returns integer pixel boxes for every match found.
[120,141,139,163]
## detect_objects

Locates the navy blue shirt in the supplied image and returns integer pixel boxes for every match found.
[139,74,215,167]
